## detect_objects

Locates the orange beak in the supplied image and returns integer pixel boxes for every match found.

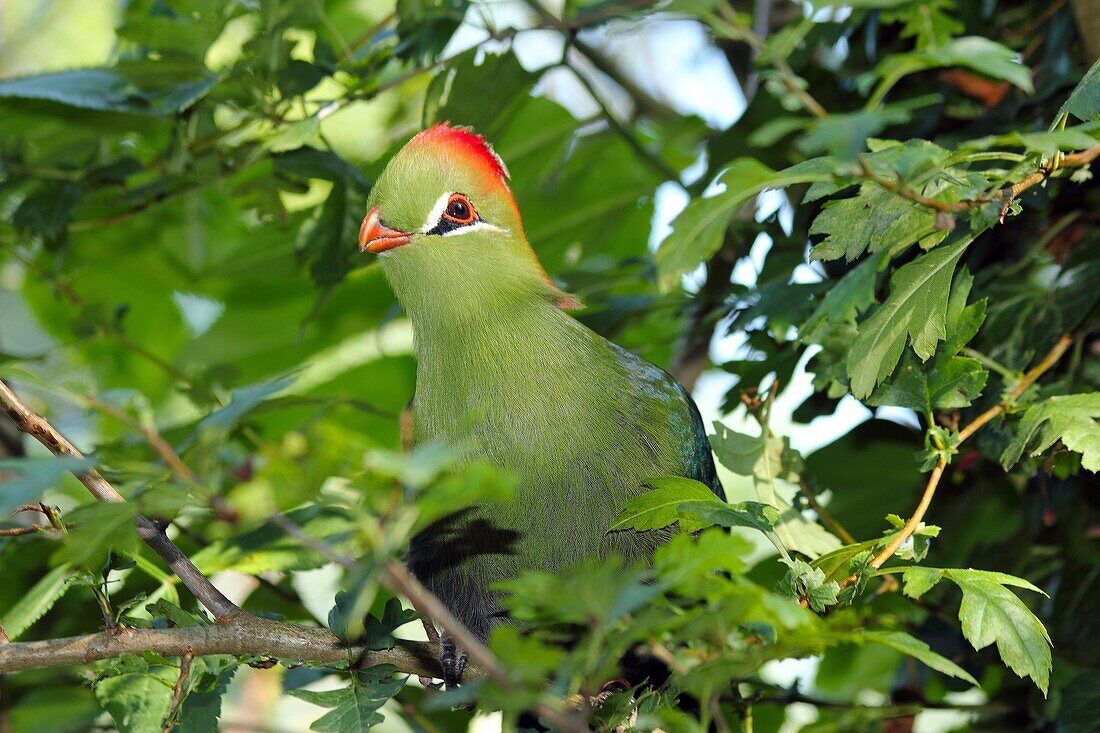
[358,207,412,253]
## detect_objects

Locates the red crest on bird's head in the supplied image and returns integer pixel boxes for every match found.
[409,122,511,185]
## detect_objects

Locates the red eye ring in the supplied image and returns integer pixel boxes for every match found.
[442,193,477,226]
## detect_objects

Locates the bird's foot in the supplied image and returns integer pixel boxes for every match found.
[440,633,469,690]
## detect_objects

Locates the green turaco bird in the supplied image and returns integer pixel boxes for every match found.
[359,123,724,684]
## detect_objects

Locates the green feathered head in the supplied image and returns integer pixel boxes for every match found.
[359,124,578,317]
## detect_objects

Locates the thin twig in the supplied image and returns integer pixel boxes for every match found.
[797,480,857,545]
[0,524,59,537]
[563,63,682,183]
[710,5,828,119]
[754,689,1010,713]
[860,335,1074,575]
[82,393,197,484]
[858,146,1100,214]
[956,335,1074,443]
[0,379,240,620]
[163,654,193,733]
[742,382,858,546]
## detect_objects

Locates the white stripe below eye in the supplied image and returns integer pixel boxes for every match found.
[440,220,506,237]
[420,191,507,237]
[421,191,453,233]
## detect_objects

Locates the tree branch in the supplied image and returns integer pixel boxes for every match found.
[0,379,241,620]
[859,146,1100,214]
[266,515,591,733]
[861,334,1074,574]
[0,616,442,678]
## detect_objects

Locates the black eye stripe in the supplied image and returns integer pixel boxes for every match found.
[426,218,461,236]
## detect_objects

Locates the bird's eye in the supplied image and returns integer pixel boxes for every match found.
[442,194,477,226]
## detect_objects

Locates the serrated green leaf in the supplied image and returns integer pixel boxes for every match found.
[0,562,77,640]
[946,569,1046,596]
[862,630,978,685]
[95,667,178,733]
[951,575,1051,695]
[676,500,779,535]
[801,249,890,341]
[901,567,945,598]
[869,352,987,411]
[710,422,840,558]
[781,559,840,612]
[609,477,722,532]
[54,502,139,570]
[847,234,972,398]
[177,656,238,733]
[288,665,405,732]
[1000,393,1100,472]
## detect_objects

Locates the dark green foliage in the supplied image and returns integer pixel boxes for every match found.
[1,0,1097,730]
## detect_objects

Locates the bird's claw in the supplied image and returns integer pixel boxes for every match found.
[440,634,469,690]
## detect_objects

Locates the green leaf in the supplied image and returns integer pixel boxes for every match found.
[654,528,751,586]
[191,505,355,575]
[12,180,83,243]
[676,500,779,536]
[288,665,406,732]
[846,233,972,398]
[1056,58,1100,123]
[869,36,1034,99]
[54,502,139,570]
[801,249,890,341]
[868,351,988,411]
[890,567,1050,692]
[0,69,145,112]
[198,376,296,432]
[951,574,1051,695]
[177,656,239,732]
[780,559,839,612]
[0,562,77,640]
[901,567,944,598]
[654,193,737,292]
[0,67,217,115]
[862,630,978,686]
[349,597,418,650]
[809,184,936,262]
[423,50,533,139]
[8,686,100,733]
[146,599,206,628]
[947,569,1046,596]
[869,269,988,410]
[1000,393,1100,472]
[0,456,95,515]
[798,106,917,159]
[655,158,832,291]
[709,425,768,475]
[95,667,178,733]
[710,423,841,559]
[608,477,723,532]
